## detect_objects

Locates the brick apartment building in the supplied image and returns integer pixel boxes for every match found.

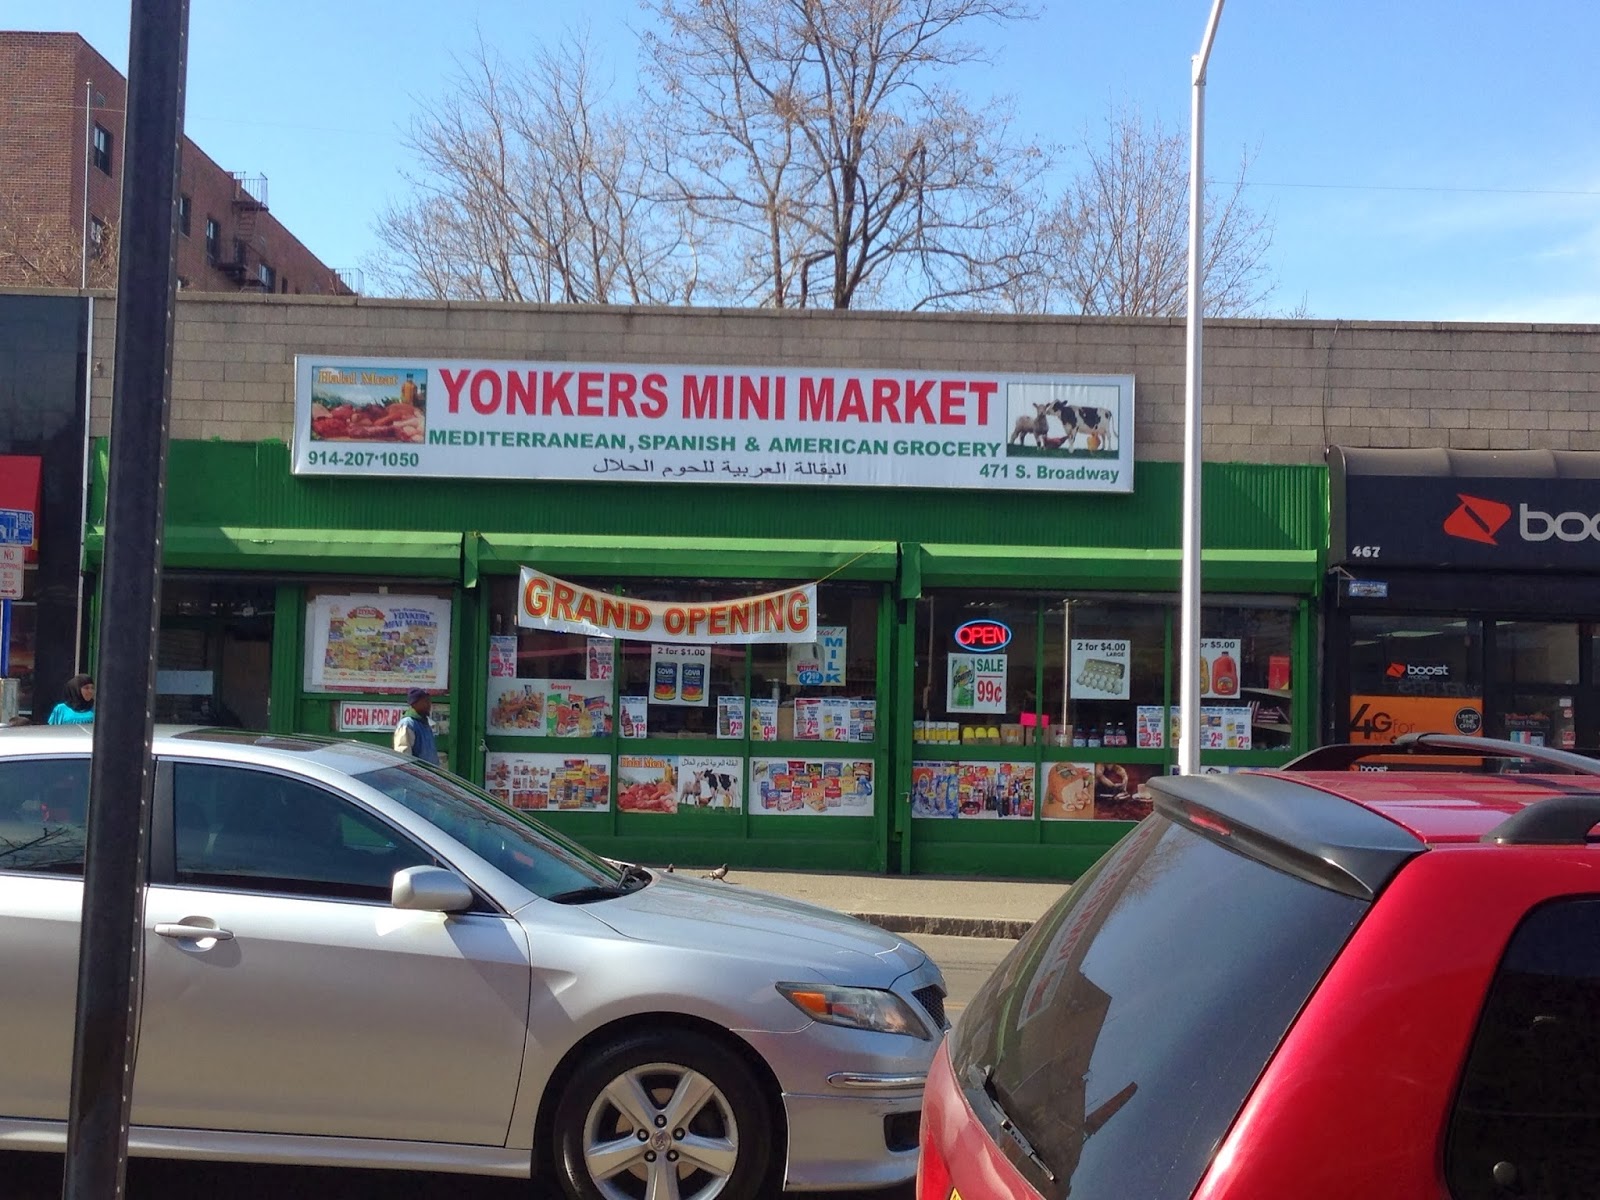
[0,30,349,294]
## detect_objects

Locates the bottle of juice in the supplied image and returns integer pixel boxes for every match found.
[1213,651,1239,697]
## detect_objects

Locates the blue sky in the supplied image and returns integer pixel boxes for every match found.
[20,1,1600,321]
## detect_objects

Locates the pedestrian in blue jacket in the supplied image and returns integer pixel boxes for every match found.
[393,687,439,764]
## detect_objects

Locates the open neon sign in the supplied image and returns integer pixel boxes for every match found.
[953,619,1012,650]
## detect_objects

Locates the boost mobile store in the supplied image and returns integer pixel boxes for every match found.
[1328,447,1600,752]
[84,352,1325,878]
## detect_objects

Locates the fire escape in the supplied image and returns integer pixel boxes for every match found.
[221,174,270,289]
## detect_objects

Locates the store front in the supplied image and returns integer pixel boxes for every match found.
[82,351,1326,877]
[1328,447,1600,752]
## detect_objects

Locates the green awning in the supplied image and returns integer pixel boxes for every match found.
[476,533,898,581]
[914,543,1321,593]
[84,526,463,576]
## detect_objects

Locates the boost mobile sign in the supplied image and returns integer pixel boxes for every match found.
[292,356,1135,494]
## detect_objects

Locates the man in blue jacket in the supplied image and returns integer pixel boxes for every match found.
[392,688,439,765]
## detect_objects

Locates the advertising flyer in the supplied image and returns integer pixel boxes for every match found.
[786,625,848,686]
[717,695,746,739]
[486,678,612,736]
[294,357,1136,496]
[817,698,876,742]
[1347,694,1484,743]
[586,637,615,681]
[947,653,1007,714]
[1070,639,1131,701]
[617,755,743,813]
[751,698,779,742]
[1135,705,1165,748]
[910,761,1035,820]
[619,696,649,739]
[649,643,711,706]
[483,752,611,812]
[751,758,874,816]
[1200,638,1243,700]
[1170,706,1253,750]
[1041,762,1159,821]
[794,697,822,739]
[488,635,518,678]
[304,594,451,693]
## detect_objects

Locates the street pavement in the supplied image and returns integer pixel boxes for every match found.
[3,932,1018,1199]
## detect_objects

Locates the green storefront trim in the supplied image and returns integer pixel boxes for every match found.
[82,439,1328,880]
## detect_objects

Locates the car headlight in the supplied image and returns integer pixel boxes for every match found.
[776,983,931,1039]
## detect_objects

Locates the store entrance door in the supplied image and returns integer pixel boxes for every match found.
[1488,621,1598,753]
[155,580,276,729]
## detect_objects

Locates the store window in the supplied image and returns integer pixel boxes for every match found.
[157,580,276,728]
[913,593,1038,746]
[1348,616,1483,743]
[1043,598,1165,750]
[1493,622,1584,749]
[1178,606,1296,752]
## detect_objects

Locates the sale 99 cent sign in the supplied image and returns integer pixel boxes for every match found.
[294,356,1134,494]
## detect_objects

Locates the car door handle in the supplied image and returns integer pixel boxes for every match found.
[155,922,234,942]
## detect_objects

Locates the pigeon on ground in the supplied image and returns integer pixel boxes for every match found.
[704,864,729,881]
[664,864,675,873]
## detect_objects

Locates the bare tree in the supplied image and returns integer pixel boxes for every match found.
[0,195,119,289]
[1027,108,1274,317]
[370,34,699,304]
[642,0,1048,310]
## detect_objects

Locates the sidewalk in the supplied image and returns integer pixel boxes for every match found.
[709,868,1069,940]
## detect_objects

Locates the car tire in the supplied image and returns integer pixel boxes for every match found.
[552,1029,776,1200]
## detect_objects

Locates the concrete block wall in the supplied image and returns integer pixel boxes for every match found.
[80,293,1600,462]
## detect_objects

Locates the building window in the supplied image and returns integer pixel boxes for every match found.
[91,124,113,175]
[204,217,220,264]
[178,194,191,237]
[88,217,107,255]
[257,262,276,291]
[279,276,289,294]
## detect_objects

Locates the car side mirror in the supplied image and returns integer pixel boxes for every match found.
[392,865,475,914]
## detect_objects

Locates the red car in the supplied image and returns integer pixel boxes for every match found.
[919,734,1600,1200]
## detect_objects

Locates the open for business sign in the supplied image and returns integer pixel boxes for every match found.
[292,356,1135,494]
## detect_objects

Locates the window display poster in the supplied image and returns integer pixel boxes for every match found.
[911,761,1035,820]
[786,625,847,686]
[794,697,822,739]
[1170,706,1253,750]
[947,653,1007,714]
[586,637,614,681]
[751,758,874,816]
[717,695,746,739]
[1070,639,1131,701]
[484,752,611,812]
[1136,705,1165,748]
[751,697,779,742]
[650,643,711,706]
[488,635,518,678]
[620,695,649,738]
[305,594,451,692]
[1041,762,1158,821]
[486,677,612,736]
[1200,638,1242,700]
[617,755,743,813]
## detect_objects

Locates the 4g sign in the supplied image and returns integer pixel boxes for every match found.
[1349,695,1483,743]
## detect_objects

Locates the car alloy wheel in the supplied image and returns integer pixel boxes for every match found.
[554,1031,773,1200]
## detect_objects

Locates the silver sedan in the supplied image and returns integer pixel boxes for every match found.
[0,727,946,1198]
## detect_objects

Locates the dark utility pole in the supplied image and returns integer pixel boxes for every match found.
[62,3,189,1197]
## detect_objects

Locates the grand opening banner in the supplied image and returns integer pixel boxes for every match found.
[293,356,1135,494]
[517,566,816,644]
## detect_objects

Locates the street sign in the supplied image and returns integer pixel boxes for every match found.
[0,507,34,546]
[0,545,22,600]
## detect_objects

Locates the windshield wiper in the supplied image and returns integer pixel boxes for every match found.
[617,862,652,887]
[546,884,632,905]
[980,1067,1057,1184]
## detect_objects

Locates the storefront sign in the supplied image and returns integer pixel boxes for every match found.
[1070,639,1131,700]
[294,356,1135,494]
[517,567,815,644]
[953,619,1013,650]
[1348,694,1484,742]
[304,594,451,693]
[947,653,1007,713]
[1334,469,1600,569]
[336,700,451,737]
[751,758,874,815]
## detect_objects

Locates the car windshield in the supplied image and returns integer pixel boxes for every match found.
[951,813,1367,1200]
[355,763,624,900]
